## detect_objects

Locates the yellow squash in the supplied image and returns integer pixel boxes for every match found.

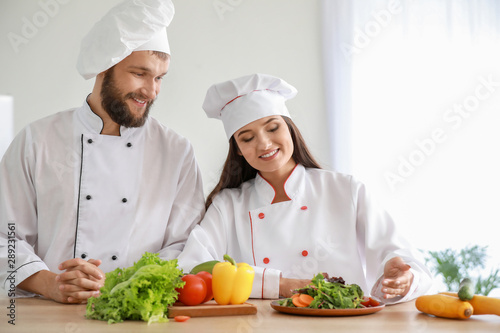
[439,292,500,316]
[415,294,473,319]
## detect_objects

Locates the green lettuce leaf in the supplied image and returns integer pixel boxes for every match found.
[86,252,185,324]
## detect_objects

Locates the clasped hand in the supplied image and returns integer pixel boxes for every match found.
[54,258,105,303]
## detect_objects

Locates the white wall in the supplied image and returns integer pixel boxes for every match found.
[0,0,328,195]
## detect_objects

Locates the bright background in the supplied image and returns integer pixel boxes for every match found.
[345,1,500,294]
[1,0,499,293]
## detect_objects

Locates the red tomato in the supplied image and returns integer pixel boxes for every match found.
[176,274,207,306]
[196,271,213,303]
[369,298,381,307]
[174,316,190,322]
[360,296,371,307]
[361,297,380,307]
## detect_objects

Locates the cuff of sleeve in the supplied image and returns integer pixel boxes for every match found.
[262,268,281,299]
[3,261,48,298]
[250,267,281,299]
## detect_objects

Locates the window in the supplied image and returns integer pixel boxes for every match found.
[323,0,500,277]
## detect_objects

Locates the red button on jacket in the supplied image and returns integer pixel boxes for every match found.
[258,213,265,219]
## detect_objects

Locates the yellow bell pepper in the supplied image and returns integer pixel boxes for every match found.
[212,254,255,305]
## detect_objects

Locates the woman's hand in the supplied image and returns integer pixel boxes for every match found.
[381,256,413,299]
[279,277,311,298]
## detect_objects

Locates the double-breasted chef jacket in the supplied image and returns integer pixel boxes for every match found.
[177,164,433,302]
[0,100,205,296]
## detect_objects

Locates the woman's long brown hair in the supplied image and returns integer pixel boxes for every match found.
[205,116,321,209]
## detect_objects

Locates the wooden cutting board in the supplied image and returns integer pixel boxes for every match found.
[167,301,257,318]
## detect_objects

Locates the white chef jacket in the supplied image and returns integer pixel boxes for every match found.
[177,164,433,302]
[0,100,205,296]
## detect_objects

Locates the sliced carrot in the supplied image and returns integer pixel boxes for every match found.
[291,293,313,307]
[292,296,308,307]
[174,315,190,322]
[298,294,314,307]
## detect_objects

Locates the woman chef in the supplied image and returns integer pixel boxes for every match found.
[177,73,433,302]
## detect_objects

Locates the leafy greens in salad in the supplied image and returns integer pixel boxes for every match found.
[279,273,365,309]
[86,252,185,324]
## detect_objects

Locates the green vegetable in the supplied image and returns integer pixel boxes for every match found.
[86,252,185,324]
[189,260,220,274]
[279,273,364,309]
[458,278,474,301]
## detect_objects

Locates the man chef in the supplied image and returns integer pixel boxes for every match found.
[0,0,205,303]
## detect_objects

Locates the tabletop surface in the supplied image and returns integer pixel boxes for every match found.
[1,295,499,332]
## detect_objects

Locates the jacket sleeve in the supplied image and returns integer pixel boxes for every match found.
[0,126,49,297]
[352,178,434,303]
[176,200,228,272]
[249,265,281,299]
[157,142,206,260]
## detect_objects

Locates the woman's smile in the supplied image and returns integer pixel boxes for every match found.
[260,148,279,159]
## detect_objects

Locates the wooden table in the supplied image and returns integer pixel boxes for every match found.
[1,296,499,332]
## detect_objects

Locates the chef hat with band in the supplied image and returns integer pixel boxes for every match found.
[76,0,174,80]
[203,73,298,140]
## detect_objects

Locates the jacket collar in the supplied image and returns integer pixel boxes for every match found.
[76,98,143,138]
[254,163,305,204]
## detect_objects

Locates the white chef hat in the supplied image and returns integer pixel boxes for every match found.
[76,0,174,80]
[203,73,298,140]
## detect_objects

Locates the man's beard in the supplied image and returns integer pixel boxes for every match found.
[100,67,154,128]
